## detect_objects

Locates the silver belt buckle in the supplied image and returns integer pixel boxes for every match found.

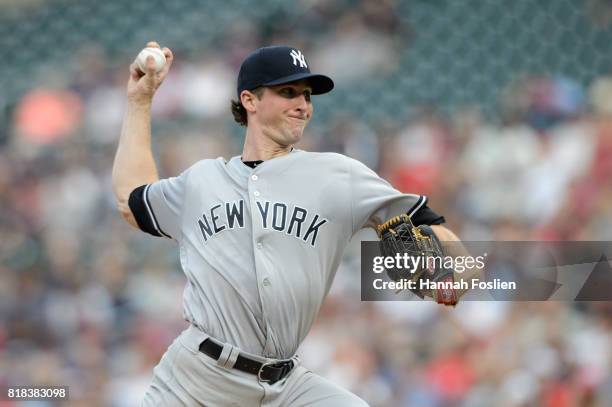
[257,361,274,382]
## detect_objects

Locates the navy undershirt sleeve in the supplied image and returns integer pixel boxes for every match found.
[128,185,163,237]
[410,205,445,226]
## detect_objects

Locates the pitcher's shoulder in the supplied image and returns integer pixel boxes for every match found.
[299,151,358,168]
[179,157,230,177]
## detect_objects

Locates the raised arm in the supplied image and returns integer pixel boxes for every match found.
[112,41,174,228]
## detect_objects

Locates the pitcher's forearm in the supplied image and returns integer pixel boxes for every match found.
[112,100,159,203]
[112,42,173,227]
[431,225,481,298]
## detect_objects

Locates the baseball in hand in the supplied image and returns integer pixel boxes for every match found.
[136,47,166,73]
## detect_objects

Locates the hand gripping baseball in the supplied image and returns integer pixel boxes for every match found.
[127,41,174,103]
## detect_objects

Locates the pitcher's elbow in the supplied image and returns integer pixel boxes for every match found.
[114,188,139,229]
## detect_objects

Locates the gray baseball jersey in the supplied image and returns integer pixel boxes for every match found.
[130,149,426,359]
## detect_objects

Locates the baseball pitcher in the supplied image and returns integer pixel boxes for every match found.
[112,42,469,406]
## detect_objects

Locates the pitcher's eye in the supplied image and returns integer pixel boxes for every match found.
[279,88,296,98]
[277,87,312,102]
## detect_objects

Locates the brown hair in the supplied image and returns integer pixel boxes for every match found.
[231,87,265,126]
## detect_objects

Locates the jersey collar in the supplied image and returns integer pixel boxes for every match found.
[228,149,302,177]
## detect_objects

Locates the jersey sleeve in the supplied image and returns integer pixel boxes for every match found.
[349,158,432,234]
[128,171,187,240]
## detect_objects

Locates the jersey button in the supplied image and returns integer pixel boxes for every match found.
[254,191,260,197]
[257,242,263,249]
[263,278,271,286]
[251,175,258,181]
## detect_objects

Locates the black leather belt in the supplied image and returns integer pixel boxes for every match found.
[199,339,295,384]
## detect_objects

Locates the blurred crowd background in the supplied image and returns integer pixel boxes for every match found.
[1,0,612,406]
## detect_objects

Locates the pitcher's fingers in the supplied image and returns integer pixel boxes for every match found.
[146,41,161,49]
[143,56,158,86]
[162,47,173,62]
[159,47,174,76]
[129,62,142,80]
[145,55,157,73]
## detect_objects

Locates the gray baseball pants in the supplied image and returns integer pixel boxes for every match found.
[141,325,369,406]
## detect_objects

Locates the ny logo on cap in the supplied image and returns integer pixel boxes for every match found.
[290,49,308,68]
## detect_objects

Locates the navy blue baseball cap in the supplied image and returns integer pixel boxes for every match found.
[237,46,334,97]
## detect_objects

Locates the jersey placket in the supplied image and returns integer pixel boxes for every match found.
[247,168,277,356]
